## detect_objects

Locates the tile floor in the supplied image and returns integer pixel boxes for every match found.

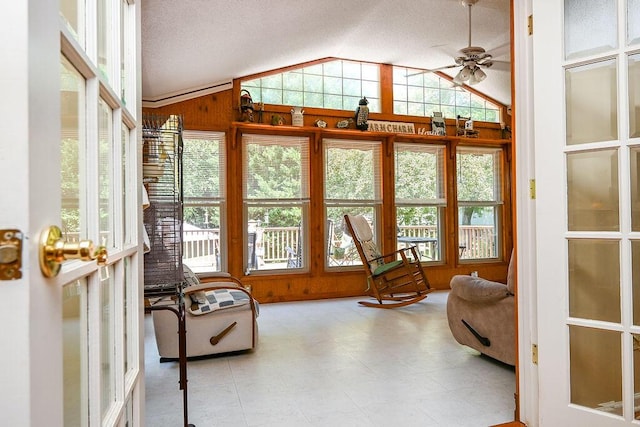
[145,291,516,427]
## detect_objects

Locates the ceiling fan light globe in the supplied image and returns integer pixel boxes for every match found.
[469,67,487,85]
[474,67,487,82]
[454,66,472,84]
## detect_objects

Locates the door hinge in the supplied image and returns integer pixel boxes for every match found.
[528,15,533,35]
[529,179,536,199]
[532,343,538,364]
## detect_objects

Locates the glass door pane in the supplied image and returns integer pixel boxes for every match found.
[61,55,85,241]
[124,257,134,375]
[568,239,621,322]
[564,0,617,59]
[60,0,85,46]
[569,325,622,412]
[630,54,640,138]
[121,125,129,245]
[567,149,619,231]
[63,280,88,427]
[629,0,640,45]
[634,333,640,420]
[566,60,618,145]
[97,0,112,81]
[632,148,640,230]
[101,266,115,418]
[98,99,113,248]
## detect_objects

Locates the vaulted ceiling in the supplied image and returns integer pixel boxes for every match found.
[141,0,511,107]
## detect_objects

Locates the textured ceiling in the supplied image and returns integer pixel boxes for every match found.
[141,0,511,106]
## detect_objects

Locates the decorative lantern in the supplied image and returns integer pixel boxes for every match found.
[239,89,254,122]
[239,89,254,112]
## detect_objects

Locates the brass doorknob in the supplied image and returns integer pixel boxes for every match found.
[39,225,108,278]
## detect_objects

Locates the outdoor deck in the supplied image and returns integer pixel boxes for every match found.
[182,225,496,271]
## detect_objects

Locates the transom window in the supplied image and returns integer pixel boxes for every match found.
[392,66,501,122]
[241,59,381,113]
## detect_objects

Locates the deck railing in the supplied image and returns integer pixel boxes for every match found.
[180,224,497,267]
[398,225,496,259]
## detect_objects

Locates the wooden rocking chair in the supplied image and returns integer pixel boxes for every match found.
[344,214,433,308]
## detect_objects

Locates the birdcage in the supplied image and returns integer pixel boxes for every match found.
[142,113,184,297]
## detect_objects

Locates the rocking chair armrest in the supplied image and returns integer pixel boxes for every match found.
[379,246,421,263]
[372,246,419,262]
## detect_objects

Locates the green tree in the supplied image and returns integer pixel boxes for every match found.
[395,149,439,226]
[183,138,222,227]
[457,151,496,224]
[61,138,80,234]
[325,147,375,200]
[246,144,303,227]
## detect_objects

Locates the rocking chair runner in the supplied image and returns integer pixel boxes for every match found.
[343,214,433,308]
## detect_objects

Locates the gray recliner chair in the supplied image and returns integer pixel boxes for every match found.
[446,251,515,366]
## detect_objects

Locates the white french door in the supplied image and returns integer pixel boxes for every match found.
[534,0,640,425]
[0,1,143,426]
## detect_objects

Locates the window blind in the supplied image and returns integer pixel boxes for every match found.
[242,134,310,201]
[394,142,446,204]
[323,138,382,203]
[182,131,226,201]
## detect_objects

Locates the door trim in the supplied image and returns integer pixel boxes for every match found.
[513,0,539,425]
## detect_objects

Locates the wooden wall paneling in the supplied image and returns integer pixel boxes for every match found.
[379,64,394,114]
[309,130,324,274]
[144,87,512,304]
[447,137,460,267]
[381,134,396,254]
[143,90,234,131]
[227,124,244,279]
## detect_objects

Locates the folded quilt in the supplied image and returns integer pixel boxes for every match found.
[189,288,250,315]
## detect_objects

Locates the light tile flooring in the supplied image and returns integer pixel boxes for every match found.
[145,291,515,427]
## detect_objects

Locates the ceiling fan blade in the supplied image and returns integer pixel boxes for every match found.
[487,60,510,71]
[487,42,510,59]
[405,64,459,77]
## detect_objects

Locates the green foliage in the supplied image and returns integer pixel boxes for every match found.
[457,151,497,224]
[183,139,221,199]
[246,144,302,199]
[397,207,437,226]
[183,138,223,226]
[394,150,438,200]
[181,135,498,231]
[245,143,305,227]
[61,139,80,233]
[325,148,375,200]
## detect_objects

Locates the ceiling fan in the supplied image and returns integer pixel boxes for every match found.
[410,0,506,85]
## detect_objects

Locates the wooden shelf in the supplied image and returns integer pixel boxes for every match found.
[231,121,511,146]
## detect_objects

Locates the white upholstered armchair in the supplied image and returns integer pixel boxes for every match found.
[151,267,259,361]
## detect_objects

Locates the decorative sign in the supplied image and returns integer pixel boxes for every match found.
[367,120,415,134]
